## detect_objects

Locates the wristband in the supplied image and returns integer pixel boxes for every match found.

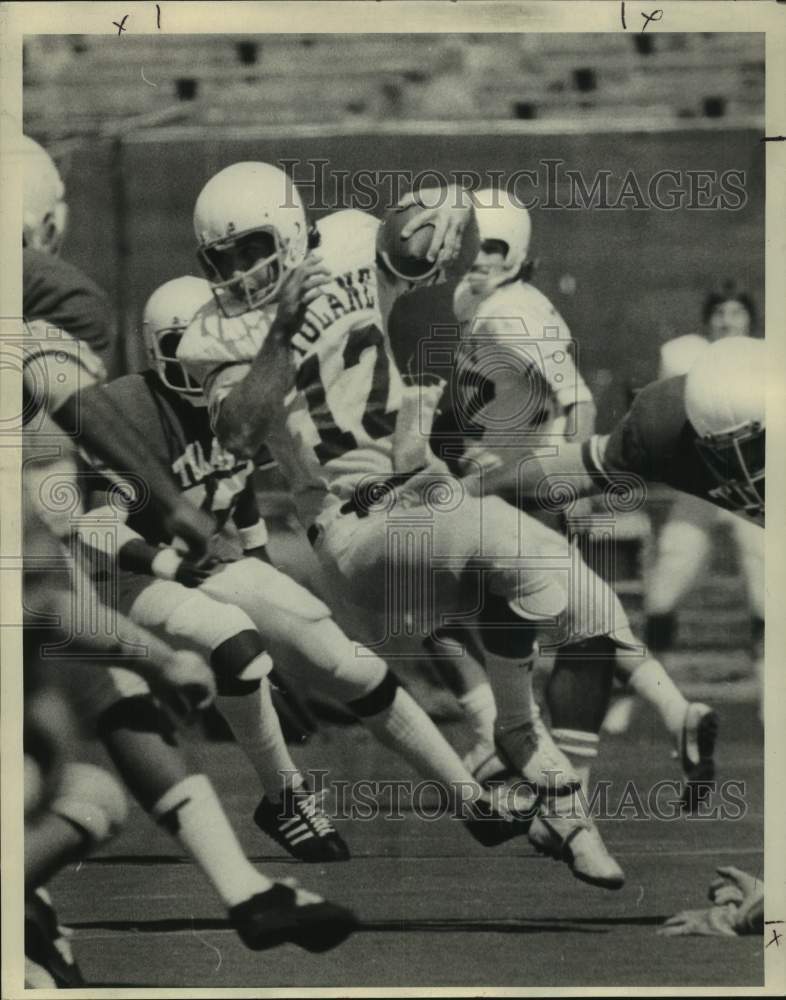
[239,520,269,550]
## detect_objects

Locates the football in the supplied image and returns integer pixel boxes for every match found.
[378,202,436,278]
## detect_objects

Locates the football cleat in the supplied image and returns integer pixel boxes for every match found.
[228,879,357,952]
[462,783,539,847]
[680,702,719,811]
[254,786,350,862]
[529,796,625,890]
[495,707,581,794]
[24,888,85,988]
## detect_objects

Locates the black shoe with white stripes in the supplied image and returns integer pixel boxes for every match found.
[254,786,350,862]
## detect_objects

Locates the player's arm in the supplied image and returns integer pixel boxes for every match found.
[24,507,214,717]
[231,476,271,563]
[212,255,330,459]
[464,440,599,501]
[77,483,214,587]
[47,383,215,559]
[466,378,654,503]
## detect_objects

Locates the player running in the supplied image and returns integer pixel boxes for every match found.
[177,161,640,889]
[431,190,718,806]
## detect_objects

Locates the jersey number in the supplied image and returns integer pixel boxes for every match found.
[295,323,397,464]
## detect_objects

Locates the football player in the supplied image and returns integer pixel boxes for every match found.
[428,191,717,808]
[177,160,641,889]
[22,133,119,378]
[468,334,764,767]
[472,336,764,529]
[75,274,537,855]
[22,327,356,957]
[644,288,762,661]
[430,188,595,781]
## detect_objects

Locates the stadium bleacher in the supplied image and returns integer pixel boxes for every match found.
[24,33,764,136]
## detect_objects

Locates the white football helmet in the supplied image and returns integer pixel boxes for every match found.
[193,162,308,317]
[453,188,532,318]
[22,135,68,254]
[143,276,212,401]
[685,337,765,518]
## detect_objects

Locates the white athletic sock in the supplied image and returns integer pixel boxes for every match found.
[628,656,688,743]
[151,774,272,908]
[483,650,538,770]
[550,728,599,796]
[361,686,477,804]
[216,678,303,801]
[457,681,497,749]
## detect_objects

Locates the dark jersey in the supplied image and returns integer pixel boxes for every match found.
[77,370,270,545]
[23,249,118,378]
[584,375,764,525]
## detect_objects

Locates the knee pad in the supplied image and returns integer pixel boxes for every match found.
[476,589,538,659]
[51,763,128,845]
[210,630,272,696]
[547,636,616,734]
[346,669,401,717]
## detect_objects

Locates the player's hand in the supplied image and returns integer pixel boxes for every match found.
[274,253,332,337]
[154,650,216,721]
[657,905,738,937]
[399,185,475,267]
[164,497,215,561]
[708,866,762,908]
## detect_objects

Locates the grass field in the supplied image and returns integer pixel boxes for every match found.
[49,700,763,990]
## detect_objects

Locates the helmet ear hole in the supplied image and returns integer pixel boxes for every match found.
[42,215,59,254]
[480,238,510,258]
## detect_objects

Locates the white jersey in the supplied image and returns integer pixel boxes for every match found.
[178,209,421,526]
[453,278,592,446]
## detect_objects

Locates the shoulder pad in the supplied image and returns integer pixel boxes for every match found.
[179,299,274,368]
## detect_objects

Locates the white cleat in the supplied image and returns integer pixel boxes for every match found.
[495,708,581,794]
[529,806,625,891]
